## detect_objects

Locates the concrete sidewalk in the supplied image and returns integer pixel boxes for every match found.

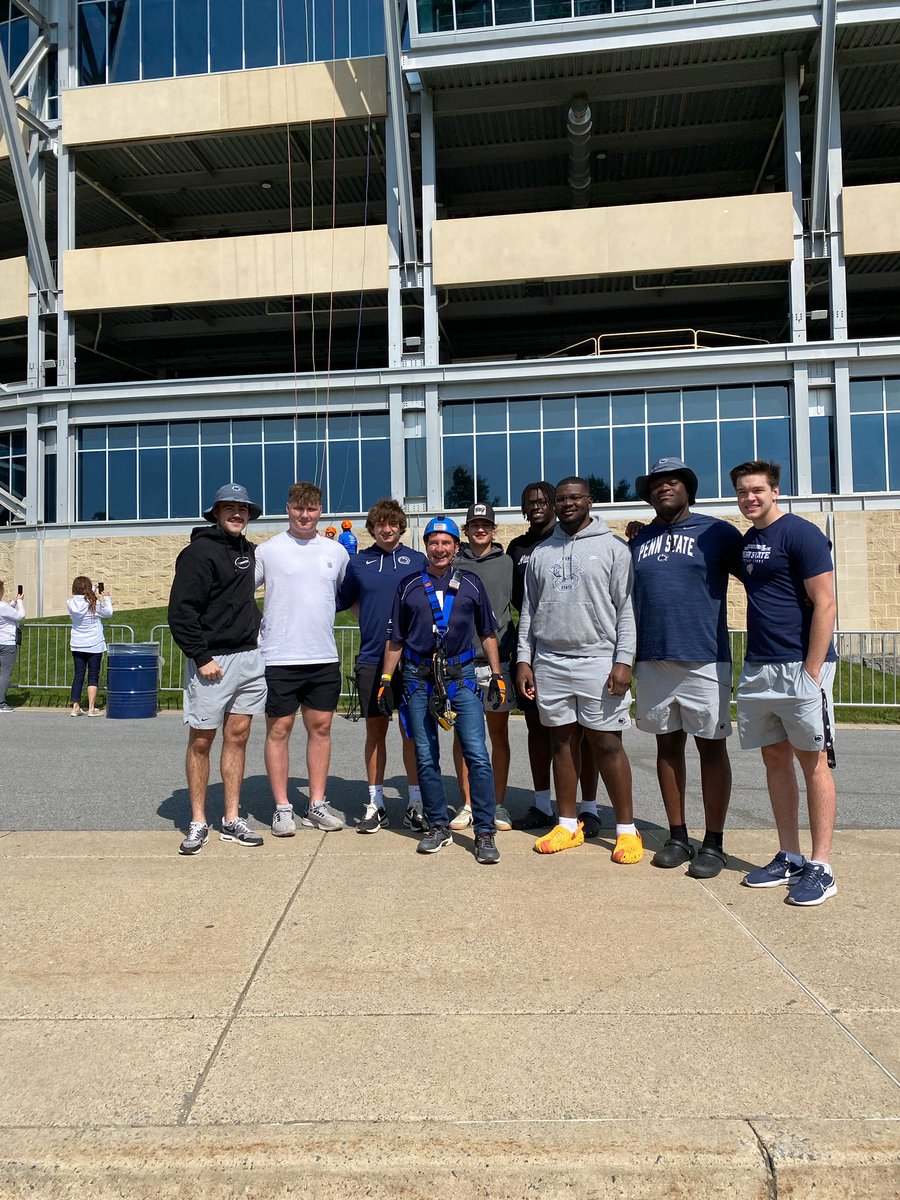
[2,818,898,1197]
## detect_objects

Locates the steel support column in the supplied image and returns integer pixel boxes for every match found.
[792,362,813,496]
[385,115,404,367]
[55,401,71,524]
[783,53,806,345]
[424,383,442,511]
[827,77,848,343]
[809,0,837,238]
[420,90,439,367]
[388,385,405,500]
[24,406,39,525]
[833,359,853,493]
[53,0,77,386]
[382,0,418,267]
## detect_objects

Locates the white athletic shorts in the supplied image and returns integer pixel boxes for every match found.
[474,662,514,714]
[183,648,267,729]
[736,660,836,752]
[635,660,732,739]
[533,651,632,732]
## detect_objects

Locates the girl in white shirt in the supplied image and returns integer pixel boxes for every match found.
[67,576,114,716]
[0,580,25,713]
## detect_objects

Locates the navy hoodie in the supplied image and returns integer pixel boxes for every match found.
[337,541,428,664]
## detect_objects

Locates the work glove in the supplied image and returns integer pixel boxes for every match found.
[487,672,507,709]
[376,675,395,718]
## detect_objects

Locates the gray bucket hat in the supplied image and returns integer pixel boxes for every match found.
[203,482,262,522]
[635,458,699,505]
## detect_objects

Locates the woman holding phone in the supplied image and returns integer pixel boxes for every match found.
[67,576,113,716]
[0,580,25,713]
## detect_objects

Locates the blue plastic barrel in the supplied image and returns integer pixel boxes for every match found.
[106,643,159,719]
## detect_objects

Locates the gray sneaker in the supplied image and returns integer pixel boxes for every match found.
[0,703,15,713]
[220,817,264,847]
[302,802,344,831]
[494,805,512,831]
[272,806,297,837]
[179,821,209,856]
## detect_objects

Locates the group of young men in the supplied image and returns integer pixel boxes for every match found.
[167,456,839,906]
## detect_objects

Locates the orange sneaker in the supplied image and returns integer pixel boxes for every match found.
[533,822,584,854]
[611,830,643,864]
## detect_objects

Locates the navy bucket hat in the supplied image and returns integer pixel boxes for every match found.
[203,482,262,522]
[634,458,699,505]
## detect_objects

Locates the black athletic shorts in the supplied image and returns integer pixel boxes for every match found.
[265,663,341,717]
[355,657,406,719]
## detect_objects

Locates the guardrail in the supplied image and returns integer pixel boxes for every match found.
[11,624,135,689]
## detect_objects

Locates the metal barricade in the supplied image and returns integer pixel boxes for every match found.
[11,624,135,689]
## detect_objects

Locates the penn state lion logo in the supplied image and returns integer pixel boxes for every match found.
[551,553,583,592]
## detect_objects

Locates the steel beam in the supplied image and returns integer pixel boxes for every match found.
[420,91,438,367]
[75,169,171,242]
[9,32,49,95]
[12,0,50,29]
[809,0,838,235]
[783,53,807,345]
[383,0,418,266]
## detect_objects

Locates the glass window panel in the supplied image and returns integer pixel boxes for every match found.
[263,443,295,515]
[851,413,886,491]
[405,436,426,499]
[8,15,28,71]
[611,426,644,501]
[0,432,7,453]
[43,452,57,525]
[141,0,174,79]
[107,0,140,81]
[350,0,385,56]
[475,432,507,506]
[10,456,26,498]
[200,419,231,445]
[497,0,538,23]
[542,396,575,429]
[508,432,543,505]
[283,0,314,63]
[0,458,9,492]
[577,427,611,502]
[456,0,493,29]
[443,435,475,508]
[682,388,717,421]
[139,423,168,447]
[849,378,884,413]
[314,0,341,59]
[297,416,326,441]
[474,401,506,433]
[169,448,200,518]
[201,445,231,501]
[755,419,793,493]
[210,0,243,71]
[718,386,754,419]
[810,415,835,495]
[360,413,390,438]
[296,441,326,487]
[231,418,262,444]
[718,420,754,497]
[361,440,392,507]
[11,430,26,455]
[139,448,168,519]
[265,417,295,442]
[78,2,107,85]
[175,0,207,75]
[885,378,900,411]
[576,393,610,428]
[509,398,541,431]
[79,426,106,451]
[682,423,718,499]
[328,441,360,514]
[542,429,576,488]
[647,424,682,469]
[328,414,359,440]
[108,424,137,450]
[612,392,645,426]
[887,414,900,491]
[442,404,473,434]
[170,421,199,446]
[755,384,790,418]
[232,444,263,510]
[107,450,137,520]
[77,451,106,520]
[646,390,680,423]
[245,0,278,68]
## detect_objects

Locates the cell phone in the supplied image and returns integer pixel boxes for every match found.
[17,584,23,596]
[97,582,105,593]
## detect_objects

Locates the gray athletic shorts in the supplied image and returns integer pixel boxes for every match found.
[183,648,267,729]
[533,651,632,732]
[737,660,836,752]
[475,662,514,714]
[635,660,732,739]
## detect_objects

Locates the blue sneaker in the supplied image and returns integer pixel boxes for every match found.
[786,862,837,907]
[743,851,806,888]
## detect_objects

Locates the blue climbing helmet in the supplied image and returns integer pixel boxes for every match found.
[423,515,460,542]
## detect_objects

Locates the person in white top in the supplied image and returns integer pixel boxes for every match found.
[67,575,114,716]
[0,580,25,713]
[254,481,350,835]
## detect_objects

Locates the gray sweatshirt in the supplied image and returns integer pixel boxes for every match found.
[457,542,516,665]
[517,516,635,665]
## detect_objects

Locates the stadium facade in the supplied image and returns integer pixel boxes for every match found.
[0,0,898,623]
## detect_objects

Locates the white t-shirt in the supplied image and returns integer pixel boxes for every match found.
[0,597,24,647]
[67,596,114,653]
[255,531,349,666]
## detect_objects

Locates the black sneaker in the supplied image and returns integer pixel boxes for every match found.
[220,817,264,848]
[579,811,603,839]
[512,805,555,831]
[357,803,389,834]
[404,800,426,831]
[474,831,500,865]
[417,826,452,854]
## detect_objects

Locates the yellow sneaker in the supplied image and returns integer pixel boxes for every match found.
[612,830,643,864]
[533,822,584,854]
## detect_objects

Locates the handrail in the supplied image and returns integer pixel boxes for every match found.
[543,327,770,359]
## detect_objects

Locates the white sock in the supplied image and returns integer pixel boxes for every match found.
[534,789,553,816]
[559,816,579,833]
[368,785,384,808]
[408,785,422,804]
[578,800,598,816]
[810,859,833,875]
[616,823,637,837]
[276,803,292,812]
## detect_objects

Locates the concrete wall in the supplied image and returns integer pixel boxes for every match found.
[0,256,28,321]
[63,226,389,311]
[62,58,387,146]
[843,184,900,257]
[432,193,794,288]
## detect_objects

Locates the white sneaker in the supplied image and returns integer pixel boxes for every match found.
[301,802,344,831]
[450,805,473,830]
[272,806,296,837]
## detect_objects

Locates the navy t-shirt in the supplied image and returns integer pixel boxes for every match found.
[387,566,498,659]
[630,514,743,662]
[336,543,428,663]
[741,514,837,663]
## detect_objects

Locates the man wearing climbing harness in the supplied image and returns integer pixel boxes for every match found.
[516,477,641,863]
[378,516,504,865]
